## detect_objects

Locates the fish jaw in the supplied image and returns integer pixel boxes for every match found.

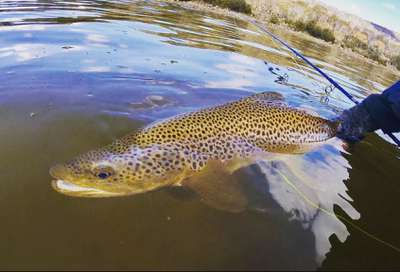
[49,161,183,198]
[49,164,138,197]
[51,179,130,197]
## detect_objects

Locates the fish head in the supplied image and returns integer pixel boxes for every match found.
[50,143,187,197]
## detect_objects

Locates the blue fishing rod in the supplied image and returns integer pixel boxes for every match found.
[247,18,400,147]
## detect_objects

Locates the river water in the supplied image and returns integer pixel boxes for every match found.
[0,0,400,270]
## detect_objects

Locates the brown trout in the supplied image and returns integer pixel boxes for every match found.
[50,92,338,200]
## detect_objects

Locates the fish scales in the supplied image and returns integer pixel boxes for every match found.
[124,92,335,153]
[50,92,338,197]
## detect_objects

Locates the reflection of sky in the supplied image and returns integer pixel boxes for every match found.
[1,21,264,87]
[257,139,359,264]
[0,3,396,109]
[206,53,263,90]
[1,0,397,143]
[0,0,397,126]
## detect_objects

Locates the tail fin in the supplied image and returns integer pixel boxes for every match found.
[327,119,340,138]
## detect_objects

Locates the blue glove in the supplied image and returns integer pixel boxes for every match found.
[336,101,378,142]
[336,81,400,142]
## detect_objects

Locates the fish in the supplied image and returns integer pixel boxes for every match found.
[50,91,338,209]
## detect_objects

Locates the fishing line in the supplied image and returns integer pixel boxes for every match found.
[275,168,400,254]
[243,16,400,148]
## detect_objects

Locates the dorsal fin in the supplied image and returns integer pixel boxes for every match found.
[244,91,287,106]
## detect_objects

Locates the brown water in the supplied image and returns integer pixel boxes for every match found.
[0,0,400,270]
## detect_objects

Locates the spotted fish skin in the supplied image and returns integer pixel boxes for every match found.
[50,92,338,197]
[129,92,337,153]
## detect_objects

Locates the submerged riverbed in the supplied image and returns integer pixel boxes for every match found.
[0,0,400,270]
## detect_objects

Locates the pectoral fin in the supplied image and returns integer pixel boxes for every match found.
[224,156,255,174]
[182,160,248,213]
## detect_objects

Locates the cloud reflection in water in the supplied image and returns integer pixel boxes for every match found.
[256,140,359,264]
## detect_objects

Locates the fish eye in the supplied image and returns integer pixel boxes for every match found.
[98,172,111,179]
[93,166,115,180]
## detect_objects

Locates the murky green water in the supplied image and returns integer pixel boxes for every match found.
[1,0,400,270]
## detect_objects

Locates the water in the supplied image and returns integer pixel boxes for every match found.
[1,0,400,270]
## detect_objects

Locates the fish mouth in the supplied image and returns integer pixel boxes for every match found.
[50,164,127,197]
[51,179,127,197]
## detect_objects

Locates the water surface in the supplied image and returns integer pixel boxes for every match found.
[1,0,400,270]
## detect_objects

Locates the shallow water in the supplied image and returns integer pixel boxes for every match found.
[1,0,400,270]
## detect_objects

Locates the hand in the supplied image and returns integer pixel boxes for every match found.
[336,103,378,142]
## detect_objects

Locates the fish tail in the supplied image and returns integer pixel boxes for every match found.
[327,119,340,137]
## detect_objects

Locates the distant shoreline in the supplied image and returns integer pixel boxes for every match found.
[164,0,400,75]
